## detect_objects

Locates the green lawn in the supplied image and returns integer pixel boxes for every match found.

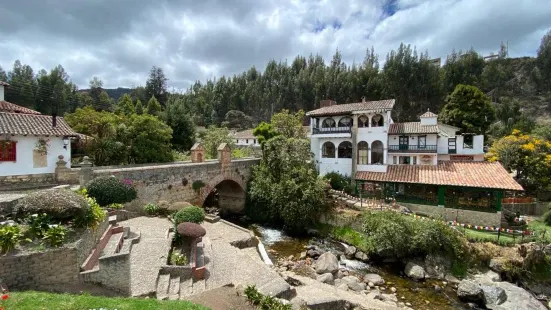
[463,228,517,246]
[527,219,551,243]
[3,291,210,310]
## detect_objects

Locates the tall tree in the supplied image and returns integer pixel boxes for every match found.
[135,99,144,114]
[6,60,37,108]
[115,94,135,116]
[439,84,495,134]
[146,96,162,115]
[271,109,306,139]
[536,29,551,92]
[201,126,235,159]
[441,49,485,93]
[164,99,196,151]
[145,66,168,107]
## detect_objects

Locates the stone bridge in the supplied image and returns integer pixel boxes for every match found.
[78,143,260,213]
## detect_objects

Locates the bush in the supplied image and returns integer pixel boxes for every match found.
[144,203,160,216]
[324,172,350,191]
[74,195,107,230]
[86,176,137,207]
[25,213,51,238]
[0,224,22,254]
[191,180,206,192]
[170,252,188,265]
[543,210,551,226]
[14,190,90,221]
[243,285,292,310]
[42,225,67,247]
[173,206,205,225]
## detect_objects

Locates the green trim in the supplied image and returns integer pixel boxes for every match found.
[438,186,445,206]
[496,191,503,211]
[354,181,359,196]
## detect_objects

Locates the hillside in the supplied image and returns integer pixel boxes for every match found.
[79,87,133,101]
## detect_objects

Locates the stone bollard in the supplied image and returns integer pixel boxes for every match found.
[54,155,69,182]
[79,156,93,186]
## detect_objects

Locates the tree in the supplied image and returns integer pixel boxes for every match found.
[488,97,536,142]
[97,90,114,111]
[164,99,196,151]
[135,99,144,114]
[253,122,279,148]
[146,96,162,115]
[224,110,253,129]
[6,60,37,108]
[201,126,235,159]
[486,130,551,193]
[145,66,168,107]
[271,109,306,138]
[533,123,551,142]
[536,29,551,92]
[247,136,330,233]
[442,49,485,93]
[439,84,495,134]
[123,114,174,163]
[115,94,135,116]
[0,66,7,82]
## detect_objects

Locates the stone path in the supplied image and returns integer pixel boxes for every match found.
[118,216,173,297]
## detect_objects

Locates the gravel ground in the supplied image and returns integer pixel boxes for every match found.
[119,216,173,297]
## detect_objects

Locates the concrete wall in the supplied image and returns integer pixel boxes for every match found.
[400,203,502,227]
[0,135,71,177]
[503,202,549,216]
[81,251,131,294]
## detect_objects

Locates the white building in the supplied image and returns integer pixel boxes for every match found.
[233,129,260,147]
[307,99,485,177]
[0,81,76,180]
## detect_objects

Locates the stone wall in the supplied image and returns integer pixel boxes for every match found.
[503,202,549,216]
[319,211,364,231]
[401,203,502,227]
[0,173,54,187]
[0,215,109,290]
[80,251,131,294]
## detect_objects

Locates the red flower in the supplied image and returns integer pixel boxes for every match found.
[1,294,7,300]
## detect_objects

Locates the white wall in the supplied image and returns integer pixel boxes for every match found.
[235,138,259,146]
[0,85,4,101]
[420,117,437,126]
[0,135,71,177]
[388,134,437,146]
[315,137,353,177]
[437,135,484,155]
[438,154,485,161]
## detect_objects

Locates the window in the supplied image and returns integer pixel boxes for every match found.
[358,115,369,127]
[418,136,426,149]
[0,141,16,162]
[399,136,409,150]
[236,139,239,143]
[371,140,384,164]
[393,156,397,164]
[253,139,256,144]
[413,156,417,165]
[322,142,335,158]
[399,156,411,164]
[246,139,249,144]
[338,141,353,158]
[371,114,384,127]
[463,134,473,149]
[338,117,353,128]
[357,141,368,165]
[322,118,336,128]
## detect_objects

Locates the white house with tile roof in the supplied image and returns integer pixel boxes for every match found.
[0,81,77,181]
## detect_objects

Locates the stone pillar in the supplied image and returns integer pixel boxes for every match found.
[383,148,388,164]
[351,114,359,183]
[55,155,68,183]
[190,142,206,163]
[217,143,231,169]
[79,156,93,186]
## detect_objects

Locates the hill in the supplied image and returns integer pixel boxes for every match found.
[79,87,133,101]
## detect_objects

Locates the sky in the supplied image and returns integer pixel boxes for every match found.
[0,0,550,90]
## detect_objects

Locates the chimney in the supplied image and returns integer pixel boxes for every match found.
[362,96,366,103]
[52,113,57,128]
[320,99,337,108]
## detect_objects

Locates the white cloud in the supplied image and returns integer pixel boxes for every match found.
[0,0,549,89]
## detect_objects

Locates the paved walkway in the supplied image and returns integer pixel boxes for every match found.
[119,216,173,297]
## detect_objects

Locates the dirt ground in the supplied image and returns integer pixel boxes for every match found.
[186,285,255,310]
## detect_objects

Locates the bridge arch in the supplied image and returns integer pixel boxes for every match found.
[199,172,246,213]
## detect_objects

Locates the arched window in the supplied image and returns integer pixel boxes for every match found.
[322,142,335,158]
[371,140,384,164]
[322,118,336,128]
[357,141,368,165]
[338,141,353,158]
[338,117,353,128]
[358,115,369,128]
[371,114,384,127]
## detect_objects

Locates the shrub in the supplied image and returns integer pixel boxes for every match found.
[191,180,206,192]
[543,210,551,226]
[144,203,160,216]
[86,176,137,207]
[74,195,107,230]
[173,206,205,225]
[0,224,22,254]
[25,213,51,238]
[243,285,292,310]
[170,252,188,265]
[324,172,350,191]
[107,203,124,210]
[14,189,90,221]
[42,225,67,247]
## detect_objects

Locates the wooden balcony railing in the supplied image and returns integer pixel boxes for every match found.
[312,127,352,135]
[388,145,437,153]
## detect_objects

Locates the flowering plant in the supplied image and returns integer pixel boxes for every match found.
[34,138,50,155]
[0,289,8,310]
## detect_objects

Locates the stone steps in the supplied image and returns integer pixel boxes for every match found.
[168,276,180,300]
[179,277,193,298]
[102,232,124,256]
[156,274,170,300]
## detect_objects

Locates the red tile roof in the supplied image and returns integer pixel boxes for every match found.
[355,161,523,191]
[389,122,439,134]
[419,111,438,118]
[0,112,77,136]
[233,129,255,139]
[0,81,9,86]
[306,99,395,116]
[0,101,42,115]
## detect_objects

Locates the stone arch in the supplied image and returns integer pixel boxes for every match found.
[198,172,247,213]
[371,114,384,127]
[358,115,369,128]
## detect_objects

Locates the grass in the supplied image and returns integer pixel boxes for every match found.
[331,225,372,253]
[527,219,551,243]
[4,291,210,310]
[463,228,518,246]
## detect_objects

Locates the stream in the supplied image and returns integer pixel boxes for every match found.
[226,217,468,310]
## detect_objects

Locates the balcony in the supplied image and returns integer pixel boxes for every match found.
[312,127,352,135]
[388,145,437,153]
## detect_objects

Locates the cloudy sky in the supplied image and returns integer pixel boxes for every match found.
[0,0,550,90]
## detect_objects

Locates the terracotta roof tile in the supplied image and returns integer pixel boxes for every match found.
[0,112,77,136]
[0,101,42,115]
[355,161,523,191]
[306,99,395,116]
[419,111,438,118]
[0,81,9,86]
[389,122,439,134]
[233,129,255,139]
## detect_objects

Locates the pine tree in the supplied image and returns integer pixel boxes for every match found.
[146,96,162,115]
[135,99,144,114]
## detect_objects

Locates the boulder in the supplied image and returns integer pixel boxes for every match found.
[314,252,339,274]
[290,297,307,310]
[404,262,425,280]
[316,273,335,285]
[292,263,318,279]
[379,293,398,303]
[299,251,307,260]
[157,200,170,210]
[444,274,460,284]
[168,201,193,211]
[337,283,349,291]
[344,245,357,259]
[424,254,451,279]
[481,285,507,306]
[457,280,484,304]
[354,250,369,262]
[363,274,385,286]
[307,248,322,258]
[489,257,507,273]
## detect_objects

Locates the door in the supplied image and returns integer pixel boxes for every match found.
[448,138,456,154]
[399,136,409,151]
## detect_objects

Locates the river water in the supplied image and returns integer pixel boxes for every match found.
[236,222,468,310]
